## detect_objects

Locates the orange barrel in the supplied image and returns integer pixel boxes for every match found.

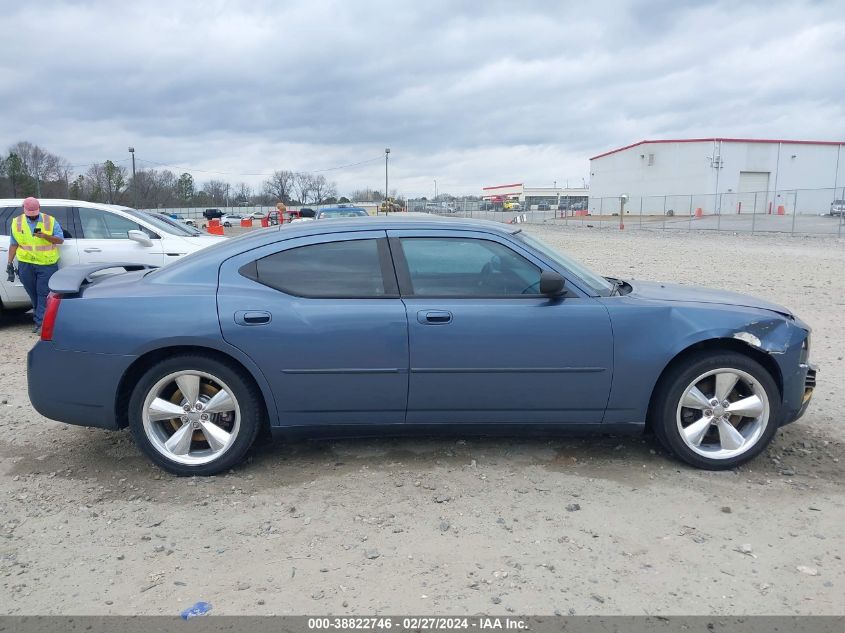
[240,218,253,227]
[208,218,220,227]
[695,207,703,218]
[261,217,270,228]
[207,224,224,235]
[777,205,785,215]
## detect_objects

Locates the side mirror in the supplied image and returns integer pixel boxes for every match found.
[539,271,565,297]
[127,230,153,247]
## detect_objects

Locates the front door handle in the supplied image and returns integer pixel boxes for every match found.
[417,310,452,325]
[83,247,102,253]
[234,310,272,326]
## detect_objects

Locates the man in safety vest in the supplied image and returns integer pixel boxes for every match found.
[6,197,64,334]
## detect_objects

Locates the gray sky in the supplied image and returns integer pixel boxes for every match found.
[2,0,844,197]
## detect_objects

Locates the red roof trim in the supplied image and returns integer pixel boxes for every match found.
[482,183,523,190]
[590,138,845,161]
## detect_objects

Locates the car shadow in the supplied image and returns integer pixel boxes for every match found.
[5,418,841,491]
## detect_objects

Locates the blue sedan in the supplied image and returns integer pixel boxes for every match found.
[28,217,816,476]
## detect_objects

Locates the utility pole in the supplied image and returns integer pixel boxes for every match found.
[384,148,390,214]
[128,147,137,207]
[434,179,437,202]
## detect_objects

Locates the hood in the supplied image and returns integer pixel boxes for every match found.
[173,234,227,252]
[629,280,793,317]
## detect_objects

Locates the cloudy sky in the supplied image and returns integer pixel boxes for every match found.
[2,0,844,197]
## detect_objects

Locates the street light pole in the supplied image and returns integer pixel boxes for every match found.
[384,148,390,215]
[434,179,437,202]
[128,147,137,208]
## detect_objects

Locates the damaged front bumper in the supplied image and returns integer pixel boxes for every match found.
[791,362,818,423]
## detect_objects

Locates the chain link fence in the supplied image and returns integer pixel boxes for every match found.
[407,188,845,237]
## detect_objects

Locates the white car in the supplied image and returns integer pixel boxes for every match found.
[0,199,226,311]
[219,214,245,227]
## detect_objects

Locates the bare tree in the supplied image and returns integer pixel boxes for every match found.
[202,179,229,205]
[262,170,295,204]
[311,174,338,204]
[9,141,63,196]
[134,169,178,208]
[233,182,251,204]
[293,172,314,204]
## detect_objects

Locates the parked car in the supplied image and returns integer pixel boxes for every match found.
[830,200,845,217]
[537,202,551,211]
[152,213,204,236]
[479,202,495,211]
[203,209,224,220]
[315,207,369,219]
[0,199,225,312]
[29,216,815,476]
[503,200,521,211]
[219,214,245,228]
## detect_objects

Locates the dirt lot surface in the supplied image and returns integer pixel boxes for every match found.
[1,226,843,616]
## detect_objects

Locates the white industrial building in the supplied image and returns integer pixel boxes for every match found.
[588,138,845,215]
[481,183,589,209]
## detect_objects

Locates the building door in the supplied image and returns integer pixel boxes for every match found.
[737,171,770,215]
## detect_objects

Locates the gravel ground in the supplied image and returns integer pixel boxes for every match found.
[0,226,842,616]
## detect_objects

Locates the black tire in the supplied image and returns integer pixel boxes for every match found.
[128,354,264,476]
[651,351,780,470]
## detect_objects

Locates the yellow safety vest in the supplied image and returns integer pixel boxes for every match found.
[11,213,60,265]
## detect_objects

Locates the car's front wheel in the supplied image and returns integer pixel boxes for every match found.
[652,351,780,470]
[128,355,263,476]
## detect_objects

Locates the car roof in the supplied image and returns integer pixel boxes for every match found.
[149,214,521,285]
[0,198,130,211]
[277,214,519,235]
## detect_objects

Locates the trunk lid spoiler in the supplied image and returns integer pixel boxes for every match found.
[48,263,159,294]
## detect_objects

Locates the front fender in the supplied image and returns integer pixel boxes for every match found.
[600,299,803,426]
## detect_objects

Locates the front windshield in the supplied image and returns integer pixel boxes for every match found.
[119,207,197,236]
[513,231,615,296]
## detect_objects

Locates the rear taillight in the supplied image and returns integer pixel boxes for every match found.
[40,292,62,341]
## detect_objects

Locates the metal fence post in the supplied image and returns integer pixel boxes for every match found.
[751,192,757,234]
[662,196,667,230]
[790,191,798,235]
[688,195,693,231]
[639,197,643,228]
[716,193,722,231]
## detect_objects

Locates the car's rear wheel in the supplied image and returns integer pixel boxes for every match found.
[652,351,780,470]
[128,355,263,476]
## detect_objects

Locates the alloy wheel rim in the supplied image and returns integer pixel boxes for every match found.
[142,370,241,466]
[676,368,769,460]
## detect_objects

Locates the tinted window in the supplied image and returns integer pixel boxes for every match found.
[78,207,145,239]
[255,239,389,298]
[399,237,542,296]
[0,206,74,238]
[0,208,14,236]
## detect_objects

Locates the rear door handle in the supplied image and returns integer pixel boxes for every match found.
[234,310,272,326]
[83,247,102,253]
[417,310,452,325]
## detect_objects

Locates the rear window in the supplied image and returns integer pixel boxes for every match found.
[0,206,74,238]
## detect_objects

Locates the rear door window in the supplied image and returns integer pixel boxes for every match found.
[1,206,74,238]
[250,238,395,298]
